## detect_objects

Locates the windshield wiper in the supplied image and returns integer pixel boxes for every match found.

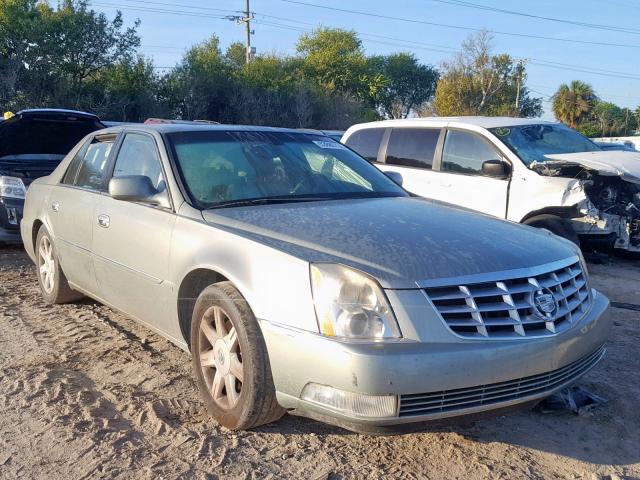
[208,196,336,209]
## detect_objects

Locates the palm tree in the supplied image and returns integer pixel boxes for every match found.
[552,80,597,129]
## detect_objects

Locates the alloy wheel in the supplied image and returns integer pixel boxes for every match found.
[199,305,244,409]
[38,236,55,294]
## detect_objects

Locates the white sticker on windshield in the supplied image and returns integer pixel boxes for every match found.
[313,140,347,150]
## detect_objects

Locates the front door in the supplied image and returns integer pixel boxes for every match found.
[430,129,510,218]
[92,132,176,332]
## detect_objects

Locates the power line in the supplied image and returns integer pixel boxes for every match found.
[430,0,640,35]
[253,18,640,82]
[278,0,640,49]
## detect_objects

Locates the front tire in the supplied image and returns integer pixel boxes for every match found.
[35,226,83,304]
[191,282,284,430]
[523,214,580,246]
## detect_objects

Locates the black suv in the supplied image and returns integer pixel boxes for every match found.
[0,109,104,243]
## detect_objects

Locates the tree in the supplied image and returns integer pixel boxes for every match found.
[165,35,234,121]
[88,56,161,121]
[576,100,638,137]
[225,41,246,68]
[296,27,384,104]
[551,80,597,129]
[433,31,541,117]
[369,53,438,119]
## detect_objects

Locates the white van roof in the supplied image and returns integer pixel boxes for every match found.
[348,116,556,130]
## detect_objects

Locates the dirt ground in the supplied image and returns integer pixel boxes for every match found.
[0,247,638,480]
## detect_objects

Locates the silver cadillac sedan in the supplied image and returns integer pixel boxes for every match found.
[20,124,611,433]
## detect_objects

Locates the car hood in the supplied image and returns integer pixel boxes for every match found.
[202,197,577,289]
[0,154,65,184]
[541,151,640,184]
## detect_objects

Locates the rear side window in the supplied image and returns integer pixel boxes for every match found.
[385,128,440,169]
[441,130,499,175]
[344,128,384,162]
[61,142,89,185]
[73,138,114,190]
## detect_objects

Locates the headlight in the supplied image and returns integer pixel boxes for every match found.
[310,263,401,340]
[0,176,26,199]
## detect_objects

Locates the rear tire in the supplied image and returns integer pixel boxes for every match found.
[35,226,84,304]
[523,214,580,246]
[190,282,284,430]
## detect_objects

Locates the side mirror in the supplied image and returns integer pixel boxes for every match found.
[109,175,169,208]
[482,159,510,179]
[385,171,403,186]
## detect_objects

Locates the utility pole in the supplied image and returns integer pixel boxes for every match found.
[515,60,524,115]
[225,2,254,64]
[244,0,251,64]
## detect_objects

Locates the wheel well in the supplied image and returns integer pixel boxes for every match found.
[32,220,43,250]
[177,269,229,349]
[520,206,578,224]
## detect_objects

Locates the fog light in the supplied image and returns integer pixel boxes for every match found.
[6,207,17,225]
[301,383,397,418]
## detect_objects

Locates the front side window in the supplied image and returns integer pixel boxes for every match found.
[343,128,384,162]
[73,138,114,190]
[489,123,601,165]
[441,130,500,175]
[113,133,165,190]
[385,128,440,169]
[167,131,407,208]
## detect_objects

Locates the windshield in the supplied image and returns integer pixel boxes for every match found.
[167,130,407,208]
[489,124,601,165]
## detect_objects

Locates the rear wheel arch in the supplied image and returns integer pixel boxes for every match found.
[177,268,230,349]
[32,219,44,252]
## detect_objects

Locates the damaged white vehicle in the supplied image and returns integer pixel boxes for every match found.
[342,118,640,252]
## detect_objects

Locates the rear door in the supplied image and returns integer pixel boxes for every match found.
[343,127,385,164]
[430,129,509,218]
[47,134,116,293]
[92,132,176,331]
[376,127,442,197]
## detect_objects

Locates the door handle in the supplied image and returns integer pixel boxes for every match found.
[97,214,110,228]
[51,201,60,212]
[440,183,452,188]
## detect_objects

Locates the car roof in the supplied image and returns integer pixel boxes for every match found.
[16,108,100,120]
[349,116,557,130]
[96,124,324,135]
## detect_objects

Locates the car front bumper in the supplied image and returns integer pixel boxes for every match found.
[260,289,611,432]
[0,197,24,244]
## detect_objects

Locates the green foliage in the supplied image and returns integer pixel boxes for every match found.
[552,80,597,129]
[576,100,638,137]
[433,32,541,118]
[369,53,439,118]
[0,0,140,111]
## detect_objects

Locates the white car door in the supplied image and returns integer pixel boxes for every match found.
[376,127,443,198]
[429,129,510,218]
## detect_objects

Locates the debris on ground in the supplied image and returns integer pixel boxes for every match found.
[536,386,608,416]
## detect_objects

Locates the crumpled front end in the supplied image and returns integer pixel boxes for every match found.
[531,160,640,252]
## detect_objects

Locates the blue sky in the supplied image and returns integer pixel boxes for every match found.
[91,0,640,120]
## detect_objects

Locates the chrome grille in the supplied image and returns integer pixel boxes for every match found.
[399,346,605,417]
[424,259,591,339]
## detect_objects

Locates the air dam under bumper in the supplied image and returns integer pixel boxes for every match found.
[260,289,610,432]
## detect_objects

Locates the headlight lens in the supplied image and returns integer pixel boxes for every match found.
[0,176,26,199]
[310,263,401,340]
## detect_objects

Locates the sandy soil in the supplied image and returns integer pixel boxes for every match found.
[0,247,638,480]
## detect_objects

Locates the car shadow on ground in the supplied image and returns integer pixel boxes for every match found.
[253,393,638,467]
